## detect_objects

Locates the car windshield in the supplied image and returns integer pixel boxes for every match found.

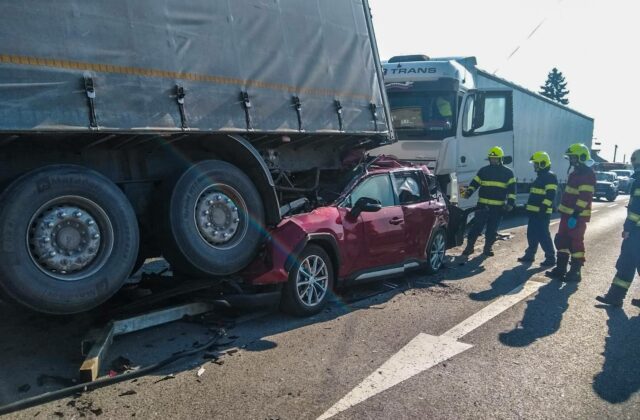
[387,88,457,141]
[596,172,615,181]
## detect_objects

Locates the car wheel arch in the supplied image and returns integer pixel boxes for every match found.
[307,234,341,283]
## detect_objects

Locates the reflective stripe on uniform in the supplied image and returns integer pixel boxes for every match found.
[530,188,545,195]
[478,197,505,206]
[545,184,558,191]
[576,199,588,208]
[542,199,553,207]
[546,208,553,214]
[473,176,482,184]
[508,194,516,200]
[526,205,540,212]
[613,277,632,290]
[635,188,640,197]
[558,249,570,255]
[481,180,508,188]
[558,204,573,215]
[508,178,516,185]
[579,209,591,217]
[578,184,595,193]
[565,186,579,195]
[572,252,585,259]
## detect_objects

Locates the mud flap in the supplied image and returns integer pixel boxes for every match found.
[447,205,472,248]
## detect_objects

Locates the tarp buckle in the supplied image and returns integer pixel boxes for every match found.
[175,85,188,130]
[292,96,304,132]
[370,103,379,132]
[335,100,344,132]
[84,77,98,129]
[240,91,253,131]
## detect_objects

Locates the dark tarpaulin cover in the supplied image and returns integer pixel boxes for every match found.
[0,0,390,136]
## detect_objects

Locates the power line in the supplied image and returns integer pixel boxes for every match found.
[493,0,564,74]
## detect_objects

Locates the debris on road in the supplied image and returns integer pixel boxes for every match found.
[118,390,137,397]
[154,374,175,384]
[197,367,206,377]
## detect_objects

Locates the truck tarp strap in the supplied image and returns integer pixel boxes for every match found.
[292,96,303,132]
[175,85,188,130]
[335,100,344,132]
[370,103,379,132]
[84,76,98,129]
[240,91,253,131]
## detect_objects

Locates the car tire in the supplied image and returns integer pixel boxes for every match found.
[158,160,265,277]
[280,244,334,317]
[607,193,617,202]
[425,229,446,274]
[0,165,139,314]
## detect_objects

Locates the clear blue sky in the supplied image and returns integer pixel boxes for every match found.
[369,0,638,163]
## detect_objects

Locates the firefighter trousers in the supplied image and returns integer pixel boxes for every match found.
[525,214,555,260]
[468,205,504,251]
[612,232,640,294]
[554,214,587,264]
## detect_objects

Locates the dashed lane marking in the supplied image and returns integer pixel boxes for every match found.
[608,204,618,208]
[317,279,547,419]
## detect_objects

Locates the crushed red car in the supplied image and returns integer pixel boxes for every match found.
[242,156,452,316]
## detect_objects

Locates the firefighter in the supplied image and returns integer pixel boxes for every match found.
[461,146,516,257]
[545,143,596,282]
[518,151,558,266]
[596,149,640,307]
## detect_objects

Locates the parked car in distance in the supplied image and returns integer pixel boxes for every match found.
[595,171,619,202]
[611,169,634,194]
[242,156,450,317]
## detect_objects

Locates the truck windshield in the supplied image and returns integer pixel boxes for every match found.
[387,90,457,140]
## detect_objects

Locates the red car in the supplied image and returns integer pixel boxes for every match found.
[243,157,450,316]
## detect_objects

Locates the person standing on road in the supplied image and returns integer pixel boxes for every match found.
[545,143,596,282]
[461,146,516,257]
[596,149,640,307]
[518,151,558,266]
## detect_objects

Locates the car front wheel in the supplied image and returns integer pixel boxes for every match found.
[425,229,446,274]
[280,244,334,317]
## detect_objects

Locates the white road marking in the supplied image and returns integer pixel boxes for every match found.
[608,204,618,208]
[592,210,599,214]
[317,279,546,419]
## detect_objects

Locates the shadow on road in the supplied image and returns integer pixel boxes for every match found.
[469,265,547,302]
[498,280,579,347]
[593,307,640,404]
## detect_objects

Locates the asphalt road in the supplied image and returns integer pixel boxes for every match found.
[1,195,638,419]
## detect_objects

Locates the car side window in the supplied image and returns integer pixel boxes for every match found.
[348,175,396,208]
[394,172,426,204]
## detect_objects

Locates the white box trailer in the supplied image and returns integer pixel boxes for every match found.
[375,55,594,209]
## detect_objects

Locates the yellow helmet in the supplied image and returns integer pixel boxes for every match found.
[488,146,505,159]
[631,149,640,168]
[564,143,593,166]
[530,151,551,169]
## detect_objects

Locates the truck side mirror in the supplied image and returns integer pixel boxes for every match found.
[349,197,382,218]
[503,156,513,165]
[471,93,485,131]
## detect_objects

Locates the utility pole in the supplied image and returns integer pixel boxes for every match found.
[623,154,627,164]
[613,144,618,162]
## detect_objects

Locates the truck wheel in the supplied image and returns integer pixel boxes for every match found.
[0,165,139,314]
[280,244,334,317]
[159,160,265,277]
[425,229,446,274]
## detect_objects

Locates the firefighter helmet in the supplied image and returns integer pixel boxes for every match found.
[564,143,593,167]
[530,151,551,170]
[488,146,505,159]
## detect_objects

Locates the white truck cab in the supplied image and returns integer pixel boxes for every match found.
[377,55,515,209]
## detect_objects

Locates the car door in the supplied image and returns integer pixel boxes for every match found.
[393,170,436,263]
[456,89,514,207]
[341,173,406,276]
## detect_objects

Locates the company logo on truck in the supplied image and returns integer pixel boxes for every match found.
[383,67,437,75]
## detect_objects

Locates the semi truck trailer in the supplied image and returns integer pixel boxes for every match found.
[0,0,393,314]
[375,55,594,209]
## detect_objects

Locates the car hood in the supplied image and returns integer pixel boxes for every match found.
[281,206,342,234]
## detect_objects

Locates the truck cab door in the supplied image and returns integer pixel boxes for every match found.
[455,89,514,207]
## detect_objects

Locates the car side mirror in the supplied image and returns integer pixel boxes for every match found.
[349,197,382,218]
[503,156,513,165]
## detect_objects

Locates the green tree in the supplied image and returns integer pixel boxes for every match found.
[539,68,570,105]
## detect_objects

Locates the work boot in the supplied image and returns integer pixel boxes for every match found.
[545,253,569,280]
[540,258,556,267]
[632,299,640,309]
[595,285,627,307]
[483,248,495,257]
[565,262,582,282]
[462,239,476,256]
[517,255,535,263]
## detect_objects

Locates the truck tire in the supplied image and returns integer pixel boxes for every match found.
[280,244,334,317]
[0,165,139,314]
[159,160,265,277]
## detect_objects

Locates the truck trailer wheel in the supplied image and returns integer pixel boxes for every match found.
[159,160,265,277]
[0,165,139,314]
